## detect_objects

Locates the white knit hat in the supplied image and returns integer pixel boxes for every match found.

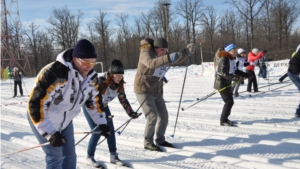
[237,48,245,54]
[252,48,259,54]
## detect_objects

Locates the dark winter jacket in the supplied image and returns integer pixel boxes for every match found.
[214,51,249,91]
[12,71,22,81]
[288,51,300,75]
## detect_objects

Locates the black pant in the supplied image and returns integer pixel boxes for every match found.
[220,90,234,123]
[279,73,288,82]
[14,81,23,96]
[246,70,258,92]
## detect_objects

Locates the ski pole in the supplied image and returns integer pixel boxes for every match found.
[1,142,50,157]
[117,113,142,135]
[265,54,270,90]
[9,75,13,96]
[171,55,190,138]
[238,79,291,96]
[248,83,292,98]
[75,126,99,146]
[97,113,142,145]
[182,81,239,111]
[74,131,102,134]
[22,78,29,96]
[74,114,112,146]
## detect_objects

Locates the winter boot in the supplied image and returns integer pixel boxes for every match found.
[110,152,128,166]
[144,144,162,152]
[157,141,174,148]
[86,157,104,168]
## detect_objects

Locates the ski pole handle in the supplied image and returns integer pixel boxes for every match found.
[1,142,50,157]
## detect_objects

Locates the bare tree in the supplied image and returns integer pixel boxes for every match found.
[93,10,111,70]
[258,0,274,51]
[24,23,39,75]
[116,14,131,67]
[201,6,218,59]
[169,21,185,51]
[47,6,83,49]
[176,0,205,63]
[227,0,266,48]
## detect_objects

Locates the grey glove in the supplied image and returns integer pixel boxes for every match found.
[168,52,182,64]
[184,43,195,54]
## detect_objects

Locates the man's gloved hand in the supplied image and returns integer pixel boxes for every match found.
[262,50,268,53]
[129,111,139,119]
[168,52,182,64]
[98,124,111,138]
[184,43,195,54]
[47,131,66,147]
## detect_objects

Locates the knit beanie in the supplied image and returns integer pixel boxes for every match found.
[72,39,97,58]
[154,37,168,48]
[237,48,246,54]
[252,48,259,54]
[224,43,236,52]
[108,59,124,74]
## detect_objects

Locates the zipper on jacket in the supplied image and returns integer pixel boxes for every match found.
[69,74,88,111]
[59,111,67,132]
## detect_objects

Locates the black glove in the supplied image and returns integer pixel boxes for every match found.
[48,132,66,147]
[262,50,267,53]
[129,111,139,119]
[98,124,111,138]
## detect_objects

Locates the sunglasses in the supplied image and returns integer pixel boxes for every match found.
[77,58,97,66]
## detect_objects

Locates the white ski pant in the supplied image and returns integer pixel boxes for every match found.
[135,93,168,146]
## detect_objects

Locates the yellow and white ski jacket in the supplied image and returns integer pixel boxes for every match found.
[28,49,106,136]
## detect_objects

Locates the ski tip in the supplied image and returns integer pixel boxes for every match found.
[117,131,121,135]
[170,134,174,138]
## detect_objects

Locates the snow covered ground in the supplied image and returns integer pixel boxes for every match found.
[1,61,300,169]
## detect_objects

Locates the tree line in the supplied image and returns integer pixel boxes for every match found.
[3,0,300,76]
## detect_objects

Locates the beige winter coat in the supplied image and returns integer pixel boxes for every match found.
[134,44,189,95]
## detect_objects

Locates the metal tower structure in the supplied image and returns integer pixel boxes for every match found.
[1,0,32,76]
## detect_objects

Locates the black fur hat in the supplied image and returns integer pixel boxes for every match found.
[108,59,124,74]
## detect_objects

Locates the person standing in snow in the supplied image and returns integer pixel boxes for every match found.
[279,51,296,82]
[9,67,23,97]
[246,48,267,92]
[232,48,250,97]
[135,37,195,151]
[287,44,300,117]
[214,43,251,126]
[27,39,111,169]
[82,59,139,168]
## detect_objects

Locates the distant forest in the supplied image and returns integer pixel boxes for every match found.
[2,0,300,76]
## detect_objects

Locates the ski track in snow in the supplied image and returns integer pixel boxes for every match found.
[1,64,300,169]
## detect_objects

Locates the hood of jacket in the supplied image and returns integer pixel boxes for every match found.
[217,51,236,60]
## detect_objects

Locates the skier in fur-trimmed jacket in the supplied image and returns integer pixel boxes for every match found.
[27,39,110,169]
[214,43,251,126]
[135,37,195,151]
